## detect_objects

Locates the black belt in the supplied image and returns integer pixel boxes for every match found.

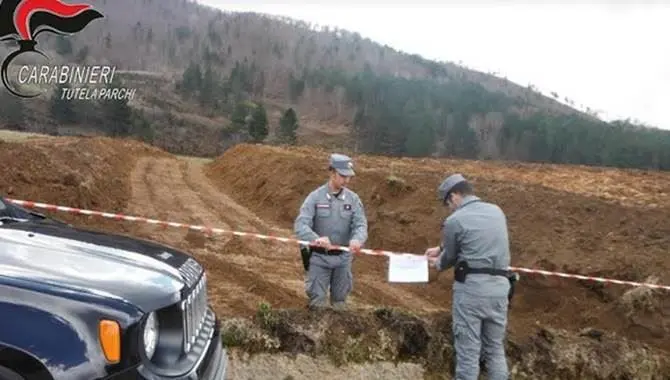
[465,267,511,276]
[310,247,344,256]
[299,245,344,272]
[454,260,511,280]
[454,261,520,305]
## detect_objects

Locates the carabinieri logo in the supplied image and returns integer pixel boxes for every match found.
[0,0,103,98]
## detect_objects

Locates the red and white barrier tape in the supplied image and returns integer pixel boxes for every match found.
[5,198,670,291]
[5,199,396,256]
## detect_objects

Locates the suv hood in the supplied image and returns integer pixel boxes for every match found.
[0,221,203,311]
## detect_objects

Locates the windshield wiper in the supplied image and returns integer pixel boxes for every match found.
[0,216,29,225]
[28,210,47,219]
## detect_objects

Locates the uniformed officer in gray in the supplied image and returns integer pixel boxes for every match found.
[294,153,368,310]
[425,173,511,380]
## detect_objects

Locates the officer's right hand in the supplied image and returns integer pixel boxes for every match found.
[424,246,441,257]
[427,255,439,267]
[313,236,332,250]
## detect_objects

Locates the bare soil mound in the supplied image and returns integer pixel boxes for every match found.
[0,136,169,231]
[204,144,670,356]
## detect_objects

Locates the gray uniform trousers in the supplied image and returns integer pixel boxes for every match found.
[452,276,510,380]
[305,251,353,308]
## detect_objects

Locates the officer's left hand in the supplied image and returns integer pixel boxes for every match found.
[349,239,362,254]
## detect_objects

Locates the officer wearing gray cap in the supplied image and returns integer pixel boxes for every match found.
[294,153,368,310]
[425,173,514,380]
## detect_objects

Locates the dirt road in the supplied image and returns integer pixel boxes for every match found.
[124,156,304,315]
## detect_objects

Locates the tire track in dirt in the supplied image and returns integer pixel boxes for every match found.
[127,157,175,243]
[180,158,273,234]
[178,158,332,311]
[127,156,212,247]
[179,157,302,271]
[126,156,307,316]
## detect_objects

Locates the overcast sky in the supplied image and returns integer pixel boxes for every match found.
[197,1,670,131]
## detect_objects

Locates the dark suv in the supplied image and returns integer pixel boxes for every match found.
[0,197,227,380]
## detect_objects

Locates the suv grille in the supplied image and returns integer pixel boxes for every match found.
[179,257,203,288]
[181,273,208,353]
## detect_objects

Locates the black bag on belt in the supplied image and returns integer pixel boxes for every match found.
[300,245,312,271]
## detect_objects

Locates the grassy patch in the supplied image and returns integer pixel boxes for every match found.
[218,305,670,379]
[0,129,51,142]
[617,276,662,317]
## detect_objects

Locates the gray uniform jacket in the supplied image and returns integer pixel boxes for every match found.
[436,195,511,298]
[294,184,368,248]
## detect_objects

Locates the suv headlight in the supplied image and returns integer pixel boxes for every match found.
[143,311,159,359]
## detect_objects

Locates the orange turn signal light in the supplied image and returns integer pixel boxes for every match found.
[99,319,120,363]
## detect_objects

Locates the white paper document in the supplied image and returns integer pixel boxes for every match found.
[388,254,429,283]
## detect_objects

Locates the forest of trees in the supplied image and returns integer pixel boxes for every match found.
[124,53,670,171]
[177,59,299,145]
[296,66,670,170]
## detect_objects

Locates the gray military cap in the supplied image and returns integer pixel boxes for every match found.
[329,153,355,176]
[437,173,467,202]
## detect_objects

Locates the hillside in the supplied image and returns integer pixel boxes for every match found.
[3,132,669,378]
[0,0,669,170]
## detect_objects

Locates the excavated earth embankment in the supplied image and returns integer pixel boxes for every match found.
[0,136,168,233]
[205,143,670,379]
[221,306,669,379]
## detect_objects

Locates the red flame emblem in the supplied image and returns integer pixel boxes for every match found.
[14,0,93,40]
